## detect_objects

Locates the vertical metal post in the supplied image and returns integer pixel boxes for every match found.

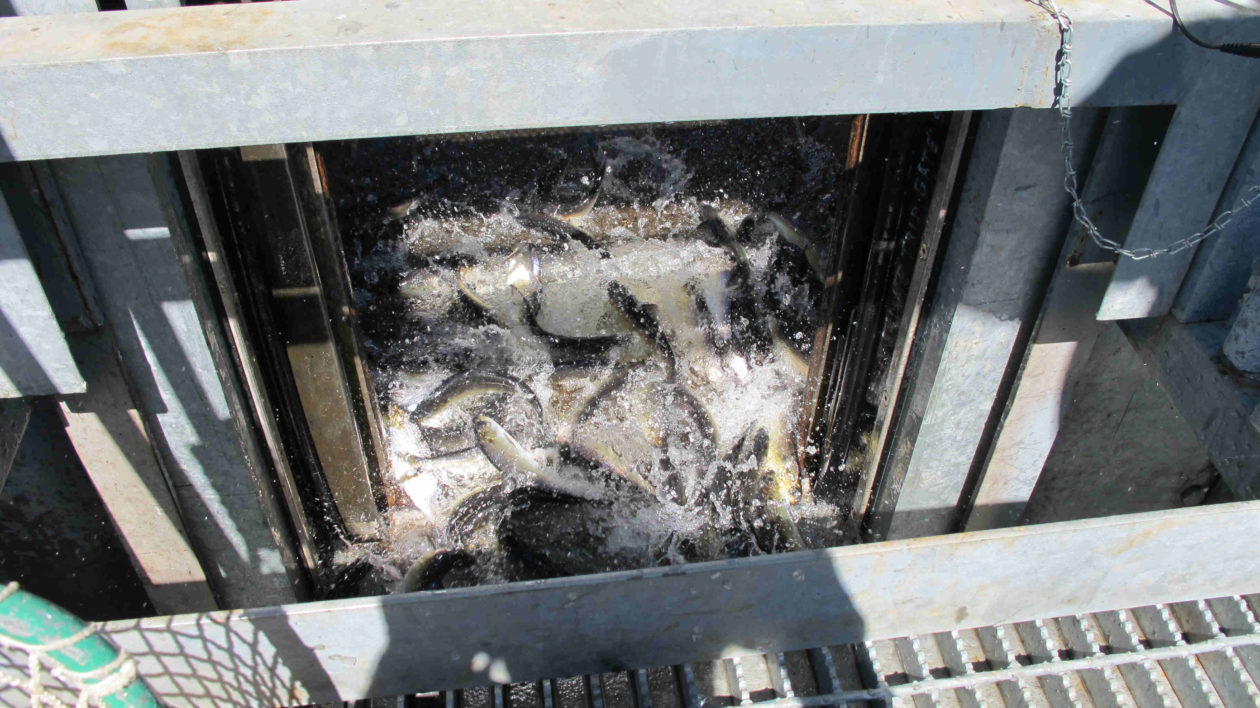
[865,107,1097,540]
[45,154,301,607]
[1097,66,1260,320]
[0,188,86,397]
[963,106,1168,531]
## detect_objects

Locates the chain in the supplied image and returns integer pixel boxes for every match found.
[1028,0,1260,260]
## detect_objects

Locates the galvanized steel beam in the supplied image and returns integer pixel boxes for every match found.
[44,155,302,608]
[1174,118,1260,324]
[59,330,219,615]
[1096,68,1260,321]
[865,108,1095,541]
[0,0,97,16]
[0,397,31,494]
[98,501,1260,706]
[0,189,85,397]
[0,0,1256,160]
[963,106,1165,531]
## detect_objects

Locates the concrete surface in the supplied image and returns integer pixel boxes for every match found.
[1023,323,1223,524]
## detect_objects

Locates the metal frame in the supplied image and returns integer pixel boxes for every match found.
[0,1,1258,704]
[0,0,1257,161]
[94,501,1260,705]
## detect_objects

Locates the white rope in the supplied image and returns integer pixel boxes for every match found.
[0,582,140,708]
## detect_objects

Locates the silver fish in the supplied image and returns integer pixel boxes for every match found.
[516,212,612,259]
[767,212,827,284]
[386,196,423,221]
[395,447,502,519]
[555,167,606,223]
[445,482,510,550]
[519,288,626,366]
[410,371,544,426]
[699,204,752,285]
[474,415,607,500]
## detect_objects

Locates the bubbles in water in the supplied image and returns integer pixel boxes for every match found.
[339,126,856,593]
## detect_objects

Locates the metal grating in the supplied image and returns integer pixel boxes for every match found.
[404,595,1260,708]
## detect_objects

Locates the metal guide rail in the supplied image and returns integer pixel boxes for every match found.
[415,596,1260,708]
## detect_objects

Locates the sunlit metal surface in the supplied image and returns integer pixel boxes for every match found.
[95,502,1260,704]
[0,0,1256,160]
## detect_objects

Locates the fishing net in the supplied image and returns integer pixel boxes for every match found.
[0,583,156,707]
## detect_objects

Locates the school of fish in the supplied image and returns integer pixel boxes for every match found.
[376,166,836,593]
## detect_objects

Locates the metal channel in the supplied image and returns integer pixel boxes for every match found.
[864,107,1098,541]
[197,145,383,542]
[846,111,970,526]
[0,1,1255,161]
[809,112,960,508]
[93,502,1260,704]
[41,155,304,608]
[962,105,1170,532]
[1122,317,1260,499]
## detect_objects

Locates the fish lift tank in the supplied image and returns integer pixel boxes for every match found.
[191,112,966,597]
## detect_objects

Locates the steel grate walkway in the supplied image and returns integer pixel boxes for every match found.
[402,595,1260,708]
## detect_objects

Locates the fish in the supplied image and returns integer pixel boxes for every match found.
[712,425,767,556]
[735,213,769,247]
[554,166,606,223]
[649,382,717,454]
[409,371,544,427]
[473,414,607,500]
[498,487,655,580]
[386,196,423,221]
[456,247,540,327]
[446,482,510,550]
[710,422,803,556]
[568,366,719,501]
[688,275,733,353]
[567,367,659,496]
[398,549,476,593]
[516,213,612,259]
[697,206,771,361]
[751,481,804,553]
[766,212,828,285]
[698,205,752,286]
[768,315,812,379]
[751,421,805,553]
[395,447,502,518]
[607,282,678,381]
[519,289,626,366]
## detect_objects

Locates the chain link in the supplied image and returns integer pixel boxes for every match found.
[1028,0,1260,260]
